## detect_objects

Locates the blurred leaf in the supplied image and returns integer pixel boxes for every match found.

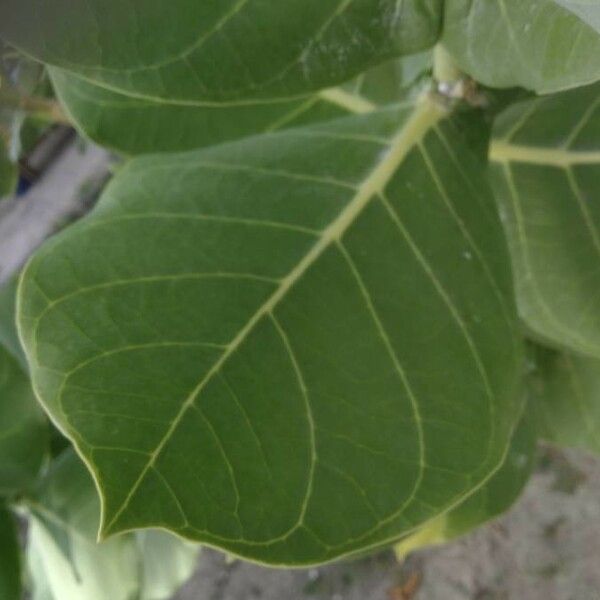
[26,450,197,600]
[0,277,27,370]
[443,0,600,94]
[0,505,21,600]
[529,343,600,455]
[137,530,198,600]
[553,0,600,32]
[0,136,17,198]
[0,345,48,496]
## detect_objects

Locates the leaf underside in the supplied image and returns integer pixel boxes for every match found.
[19,103,522,565]
[443,0,600,93]
[490,82,600,358]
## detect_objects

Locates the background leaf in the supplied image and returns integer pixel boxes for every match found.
[19,101,523,565]
[490,82,600,358]
[26,450,198,600]
[0,0,442,102]
[50,53,432,156]
[0,505,21,600]
[0,344,48,496]
[442,0,600,94]
[0,137,17,198]
[529,343,600,455]
[0,278,28,370]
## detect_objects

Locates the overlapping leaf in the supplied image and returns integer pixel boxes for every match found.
[25,450,198,600]
[490,82,600,358]
[443,0,600,94]
[50,54,432,155]
[0,505,21,600]
[529,343,600,455]
[19,99,522,565]
[395,403,535,556]
[0,0,442,103]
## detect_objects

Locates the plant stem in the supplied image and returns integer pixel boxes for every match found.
[0,87,70,125]
[433,45,462,86]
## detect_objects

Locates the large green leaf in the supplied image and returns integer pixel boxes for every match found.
[0,505,21,600]
[395,402,536,557]
[0,0,441,103]
[50,67,349,155]
[490,82,600,358]
[529,343,600,454]
[0,345,48,496]
[51,54,432,156]
[18,99,523,565]
[442,0,600,94]
[26,450,197,600]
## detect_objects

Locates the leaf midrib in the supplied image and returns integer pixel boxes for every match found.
[101,96,447,537]
[490,140,600,166]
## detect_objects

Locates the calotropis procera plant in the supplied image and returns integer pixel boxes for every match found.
[0,0,599,595]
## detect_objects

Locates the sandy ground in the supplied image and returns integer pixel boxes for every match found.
[173,447,600,600]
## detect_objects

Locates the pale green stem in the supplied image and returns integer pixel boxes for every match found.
[433,45,462,86]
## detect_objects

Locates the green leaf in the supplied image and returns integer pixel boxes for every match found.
[529,343,600,455]
[0,278,28,371]
[0,137,17,198]
[0,345,48,496]
[0,0,442,103]
[26,450,197,600]
[0,505,21,600]
[49,68,357,156]
[490,82,600,358]
[50,53,432,156]
[18,99,523,565]
[442,0,600,94]
[395,402,536,557]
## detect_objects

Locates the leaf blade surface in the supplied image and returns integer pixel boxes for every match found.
[19,102,523,565]
[443,0,600,93]
[0,0,442,102]
[490,83,600,358]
